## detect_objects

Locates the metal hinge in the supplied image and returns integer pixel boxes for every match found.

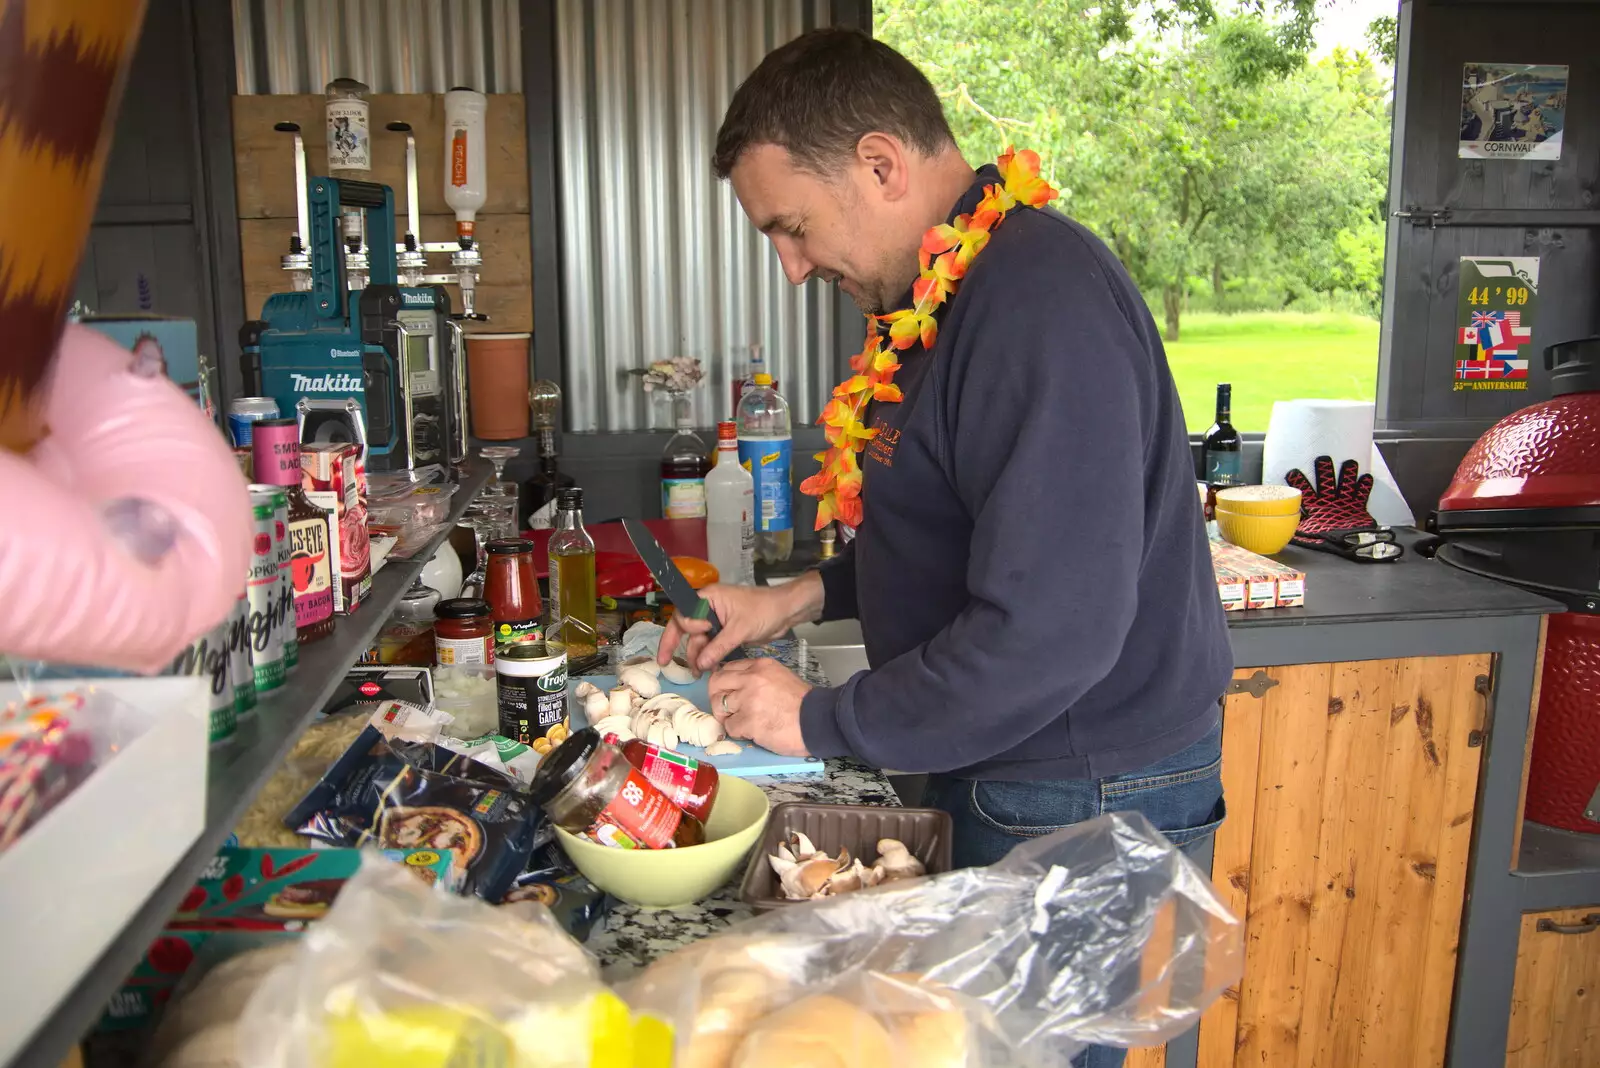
[1227,670,1280,700]
[1393,207,1451,229]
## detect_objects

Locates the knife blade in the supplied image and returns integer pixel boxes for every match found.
[622,518,743,659]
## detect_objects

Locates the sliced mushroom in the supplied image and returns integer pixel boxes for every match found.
[661,656,697,685]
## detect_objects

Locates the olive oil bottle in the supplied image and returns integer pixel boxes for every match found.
[547,488,598,656]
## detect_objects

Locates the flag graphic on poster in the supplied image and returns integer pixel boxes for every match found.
[1459,63,1567,161]
[1454,257,1539,392]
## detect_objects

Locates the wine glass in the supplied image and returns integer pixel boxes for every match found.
[478,444,520,489]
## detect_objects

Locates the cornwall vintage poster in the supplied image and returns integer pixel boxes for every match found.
[1455,256,1539,391]
[1459,63,1568,160]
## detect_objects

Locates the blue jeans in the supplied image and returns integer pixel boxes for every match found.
[922,720,1225,1068]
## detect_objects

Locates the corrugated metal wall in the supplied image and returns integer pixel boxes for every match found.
[556,0,836,431]
[232,0,522,94]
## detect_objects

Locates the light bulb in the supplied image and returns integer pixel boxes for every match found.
[528,380,562,430]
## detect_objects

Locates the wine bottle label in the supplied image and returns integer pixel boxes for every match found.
[287,515,335,627]
[662,478,708,519]
[1205,451,1243,484]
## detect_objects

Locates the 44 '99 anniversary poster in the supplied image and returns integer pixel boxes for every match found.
[1455,256,1539,392]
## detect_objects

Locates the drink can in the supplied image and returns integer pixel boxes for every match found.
[495,640,568,754]
[228,397,280,448]
[168,619,236,747]
[246,485,289,690]
[229,591,257,717]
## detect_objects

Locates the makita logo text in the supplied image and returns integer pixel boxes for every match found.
[402,291,434,305]
[291,373,363,392]
[330,348,361,359]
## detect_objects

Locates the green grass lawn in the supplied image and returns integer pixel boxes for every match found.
[1163,311,1380,433]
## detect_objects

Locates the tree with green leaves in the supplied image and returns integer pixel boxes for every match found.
[877,0,1392,340]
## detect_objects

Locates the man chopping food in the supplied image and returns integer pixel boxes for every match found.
[659,27,1230,917]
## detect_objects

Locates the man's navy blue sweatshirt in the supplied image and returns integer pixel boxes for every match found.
[798,165,1233,781]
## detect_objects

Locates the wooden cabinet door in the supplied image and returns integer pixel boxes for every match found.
[1506,908,1600,1067]
[1197,655,1492,1068]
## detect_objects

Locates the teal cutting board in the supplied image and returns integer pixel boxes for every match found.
[567,674,824,777]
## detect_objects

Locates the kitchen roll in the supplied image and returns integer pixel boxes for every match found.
[1261,399,1415,528]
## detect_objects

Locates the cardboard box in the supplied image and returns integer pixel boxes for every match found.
[96,847,455,1033]
[0,678,207,1060]
[1210,555,1247,611]
[1210,539,1307,609]
[301,443,371,614]
[324,666,434,716]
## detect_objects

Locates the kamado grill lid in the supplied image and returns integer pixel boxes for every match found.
[1437,336,1600,524]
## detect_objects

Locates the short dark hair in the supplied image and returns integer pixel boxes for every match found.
[713,28,956,179]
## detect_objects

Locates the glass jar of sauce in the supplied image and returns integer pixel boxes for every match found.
[484,538,543,647]
[610,737,720,824]
[435,597,494,665]
[530,728,705,849]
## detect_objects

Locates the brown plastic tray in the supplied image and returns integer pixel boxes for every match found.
[738,802,954,911]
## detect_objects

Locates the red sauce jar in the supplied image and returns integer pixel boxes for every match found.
[434,597,494,665]
[531,729,705,849]
[612,737,721,824]
[484,539,543,646]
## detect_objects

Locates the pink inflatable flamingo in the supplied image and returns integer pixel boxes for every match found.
[0,0,251,672]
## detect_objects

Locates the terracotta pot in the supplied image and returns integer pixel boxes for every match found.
[465,333,531,440]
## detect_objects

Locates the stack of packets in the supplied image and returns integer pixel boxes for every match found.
[1210,537,1306,611]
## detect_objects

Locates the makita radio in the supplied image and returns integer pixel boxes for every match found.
[240,175,466,473]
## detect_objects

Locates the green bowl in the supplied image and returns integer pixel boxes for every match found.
[553,774,771,908]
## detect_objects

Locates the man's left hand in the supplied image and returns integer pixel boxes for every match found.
[707,659,813,757]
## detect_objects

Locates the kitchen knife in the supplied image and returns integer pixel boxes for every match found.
[622,518,744,660]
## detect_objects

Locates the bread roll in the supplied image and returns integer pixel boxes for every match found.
[731,994,894,1068]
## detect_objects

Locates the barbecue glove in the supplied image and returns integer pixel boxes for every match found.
[1284,455,1403,562]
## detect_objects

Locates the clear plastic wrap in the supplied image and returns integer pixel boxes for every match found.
[623,811,1242,1066]
[238,812,1238,1066]
[237,854,669,1068]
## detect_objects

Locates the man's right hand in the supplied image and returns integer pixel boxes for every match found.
[656,571,825,672]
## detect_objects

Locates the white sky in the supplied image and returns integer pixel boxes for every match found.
[1311,0,1398,70]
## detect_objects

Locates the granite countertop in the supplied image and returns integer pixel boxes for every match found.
[585,758,899,977]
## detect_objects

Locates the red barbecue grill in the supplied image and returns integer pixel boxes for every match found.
[1427,335,1600,833]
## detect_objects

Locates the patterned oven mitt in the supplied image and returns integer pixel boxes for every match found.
[1284,456,1403,562]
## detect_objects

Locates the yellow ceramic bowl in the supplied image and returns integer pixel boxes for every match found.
[1215,505,1299,555]
[554,773,770,907]
[1214,484,1305,517]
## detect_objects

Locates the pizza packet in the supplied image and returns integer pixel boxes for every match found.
[283,725,540,902]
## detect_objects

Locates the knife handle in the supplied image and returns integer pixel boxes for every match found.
[692,596,722,637]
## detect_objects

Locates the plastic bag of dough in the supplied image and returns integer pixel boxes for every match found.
[234,850,673,1068]
[623,811,1243,1068]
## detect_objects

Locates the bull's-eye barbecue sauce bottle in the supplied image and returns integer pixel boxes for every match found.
[252,419,335,645]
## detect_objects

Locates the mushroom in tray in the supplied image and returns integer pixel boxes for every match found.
[766,833,926,901]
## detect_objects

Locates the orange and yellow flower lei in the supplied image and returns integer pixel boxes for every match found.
[800,148,1059,530]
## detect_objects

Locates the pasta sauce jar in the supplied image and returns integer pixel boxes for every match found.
[434,597,493,665]
[531,728,705,849]
[485,539,543,647]
[610,737,720,824]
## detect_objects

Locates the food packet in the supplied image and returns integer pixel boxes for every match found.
[284,727,540,901]
[623,811,1242,1067]
[236,852,671,1068]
